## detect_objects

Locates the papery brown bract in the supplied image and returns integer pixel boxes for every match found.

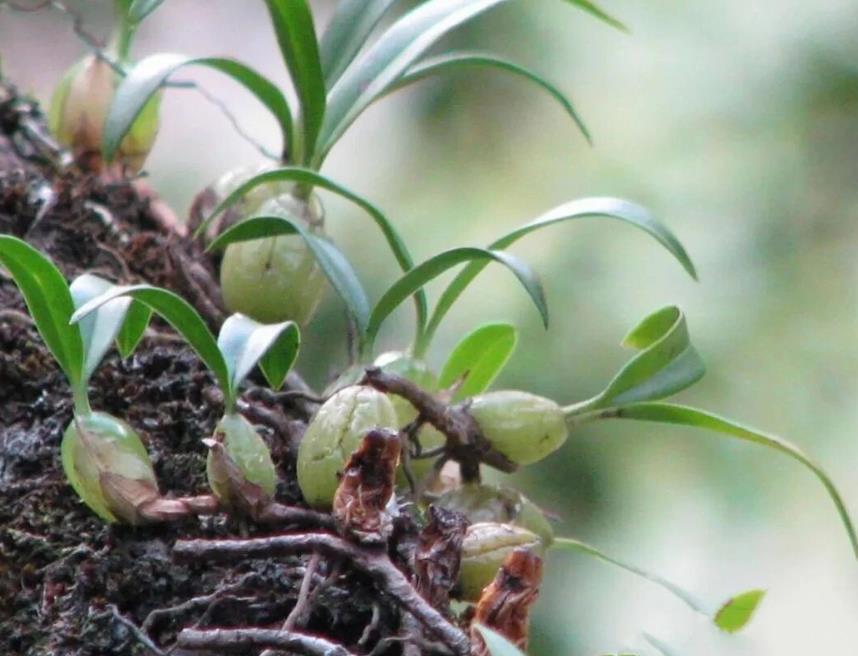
[332,428,401,543]
[470,548,543,656]
[414,505,469,609]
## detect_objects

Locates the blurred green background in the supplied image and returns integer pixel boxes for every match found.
[2,1,858,653]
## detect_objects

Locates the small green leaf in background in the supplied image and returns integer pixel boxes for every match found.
[439,322,518,400]
[263,0,325,163]
[71,284,230,397]
[208,215,371,337]
[368,247,547,352]
[423,197,696,352]
[0,235,83,388]
[603,403,858,559]
[391,51,590,143]
[590,306,705,409]
[714,589,766,633]
[104,54,293,162]
[217,313,300,400]
[319,0,400,89]
[128,0,165,23]
[472,624,527,656]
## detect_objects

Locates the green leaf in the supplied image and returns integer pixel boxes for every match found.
[71,284,230,396]
[263,0,326,164]
[217,313,300,401]
[319,0,400,89]
[587,306,704,409]
[561,0,628,32]
[198,167,426,337]
[438,322,518,400]
[553,537,708,616]
[318,0,511,161]
[104,54,293,162]
[208,215,370,337]
[115,300,151,359]
[368,247,547,351]
[602,403,858,559]
[0,235,83,388]
[422,197,697,350]
[391,51,590,144]
[128,0,165,23]
[472,625,527,656]
[69,274,145,381]
[714,589,766,633]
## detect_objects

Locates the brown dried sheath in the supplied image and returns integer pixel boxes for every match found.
[470,547,543,656]
[332,428,401,543]
[414,505,469,609]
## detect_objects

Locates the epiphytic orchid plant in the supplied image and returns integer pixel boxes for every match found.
[72,283,300,516]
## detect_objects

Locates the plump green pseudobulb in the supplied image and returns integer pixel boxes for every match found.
[206,413,277,507]
[49,54,160,173]
[220,192,327,325]
[297,385,399,509]
[61,411,157,523]
[437,483,554,546]
[456,522,544,602]
[466,390,567,466]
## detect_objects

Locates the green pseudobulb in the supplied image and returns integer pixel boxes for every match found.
[297,385,399,509]
[61,412,156,522]
[467,390,567,465]
[206,413,277,506]
[50,54,159,173]
[220,193,326,325]
[457,522,544,602]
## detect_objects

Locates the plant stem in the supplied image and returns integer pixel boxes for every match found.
[72,387,92,416]
[111,0,136,63]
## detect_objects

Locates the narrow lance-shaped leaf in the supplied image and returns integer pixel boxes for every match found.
[598,403,858,559]
[208,215,370,337]
[319,0,401,89]
[0,235,83,388]
[263,0,325,163]
[390,51,590,144]
[217,313,300,402]
[714,589,766,633]
[104,54,293,161]
[552,537,708,615]
[367,247,548,352]
[472,625,527,656]
[586,306,705,410]
[318,0,512,162]
[69,274,147,381]
[554,536,766,633]
[71,284,230,396]
[438,322,518,401]
[422,198,697,352]
[561,0,628,32]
